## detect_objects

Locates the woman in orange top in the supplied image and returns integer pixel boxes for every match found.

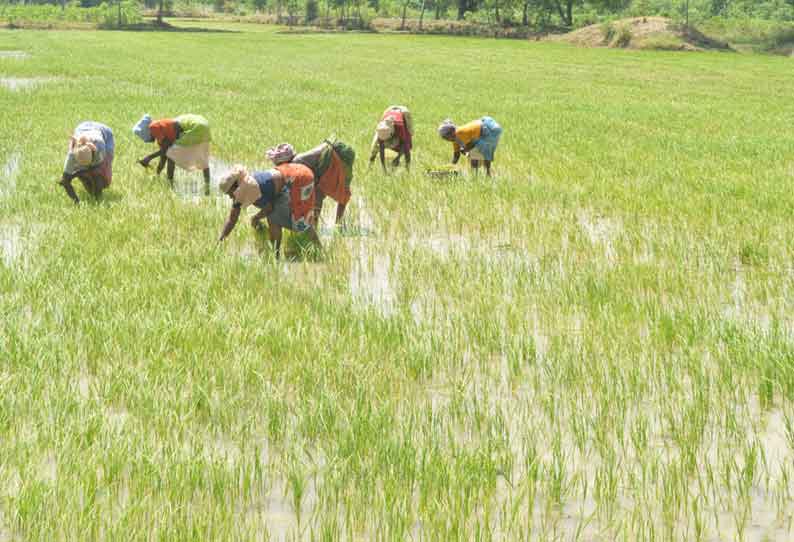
[134,114,212,191]
[217,163,320,259]
[267,141,356,225]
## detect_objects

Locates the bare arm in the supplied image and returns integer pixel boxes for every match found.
[156,139,174,175]
[402,140,411,169]
[219,204,241,242]
[59,173,79,204]
[138,148,163,167]
[250,204,273,230]
[369,142,379,163]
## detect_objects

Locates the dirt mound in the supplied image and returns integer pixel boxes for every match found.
[552,17,731,52]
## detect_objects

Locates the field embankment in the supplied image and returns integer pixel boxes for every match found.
[552,16,732,51]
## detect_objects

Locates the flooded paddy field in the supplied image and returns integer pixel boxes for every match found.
[1,21,794,541]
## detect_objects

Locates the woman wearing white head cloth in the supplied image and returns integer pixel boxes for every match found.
[217,163,320,259]
[59,121,115,204]
[369,105,413,173]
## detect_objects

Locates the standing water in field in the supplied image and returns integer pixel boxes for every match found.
[172,156,234,204]
[1,152,20,198]
[350,242,396,317]
[345,195,397,315]
[1,223,40,269]
[409,233,472,259]
[0,225,22,267]
[0,77,53,92]
[0,51,29,59]
[577,210,621,265]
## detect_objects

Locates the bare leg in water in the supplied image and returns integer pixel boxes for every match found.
[166,159,175,187]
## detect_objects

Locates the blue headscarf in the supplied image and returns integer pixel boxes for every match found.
[133,114,153,143]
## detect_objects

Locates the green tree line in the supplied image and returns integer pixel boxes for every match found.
[3,0,794,27]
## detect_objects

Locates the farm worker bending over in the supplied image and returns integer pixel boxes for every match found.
[133,114,211,191]
[437,116,502,177]
[369,105,413,173]
[266,141,356,224]
[217,163,320,259]
[59,121,115,204]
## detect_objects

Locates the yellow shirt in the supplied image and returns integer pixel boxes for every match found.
[453,120,482,152]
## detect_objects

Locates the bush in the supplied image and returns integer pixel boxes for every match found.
[601,21,616,43]
[0,2,143,27]
[615,24,632,46]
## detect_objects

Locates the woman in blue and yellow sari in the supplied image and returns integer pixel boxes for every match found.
[438,116,502,177]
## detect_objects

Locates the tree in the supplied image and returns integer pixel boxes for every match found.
[456,0,477,20]
[400,0,410,28]
[552,0,579,27]
[306,0,318,21]
[434,0,452,19]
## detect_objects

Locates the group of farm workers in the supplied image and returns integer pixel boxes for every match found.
[58,107,502,257]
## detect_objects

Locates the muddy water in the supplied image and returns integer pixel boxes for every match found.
[0,77,53,91]
[241,441,319,541]
[255,478,318,540]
